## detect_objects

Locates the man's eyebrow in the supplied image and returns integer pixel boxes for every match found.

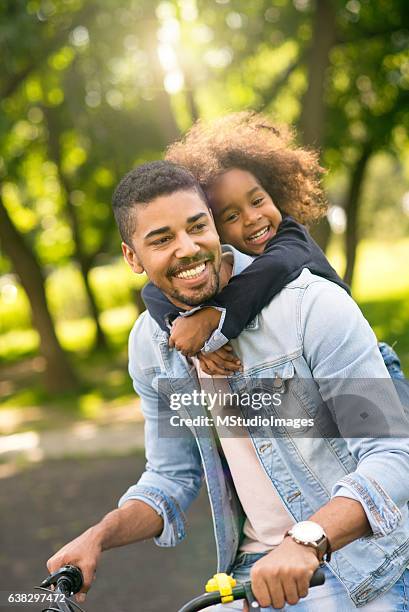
[187,212,208,224]
[144,212,208,240]
[144,226,170,240]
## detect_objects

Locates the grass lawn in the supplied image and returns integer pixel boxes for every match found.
[327,237,409,375]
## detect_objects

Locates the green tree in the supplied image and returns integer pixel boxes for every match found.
[191,0,409,281]
[0,0,182,385]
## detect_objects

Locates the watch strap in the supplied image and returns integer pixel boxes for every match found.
[285,526,332,564]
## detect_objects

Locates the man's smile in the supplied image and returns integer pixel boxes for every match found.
[171,259,212,286]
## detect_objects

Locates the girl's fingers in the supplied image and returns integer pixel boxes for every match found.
[210,352,241,371]
[198,356,227,375]
[216,347,241,365]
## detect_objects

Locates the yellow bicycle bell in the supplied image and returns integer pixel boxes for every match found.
[205,573,237,604]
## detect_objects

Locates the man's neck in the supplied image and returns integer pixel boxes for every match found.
[219,251,234,291]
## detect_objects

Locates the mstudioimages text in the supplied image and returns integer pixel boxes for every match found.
[169,414,315,429]
[169,389,283,411]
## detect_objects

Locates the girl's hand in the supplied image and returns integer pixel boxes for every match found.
[197,344,242,375]
[169,308,222,357]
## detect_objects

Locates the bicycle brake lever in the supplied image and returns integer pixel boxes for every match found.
[242,582,260,611]
[41,565,83,595]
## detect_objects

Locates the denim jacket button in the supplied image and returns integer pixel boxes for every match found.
[273,375,283,388]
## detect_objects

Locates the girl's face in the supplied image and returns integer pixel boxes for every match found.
[207,168,282,255]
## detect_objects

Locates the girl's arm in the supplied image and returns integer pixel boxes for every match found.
[142,282,242,372]
[167,217,345,356]
[141,217,313,339]
[212,216,348,343]
[141,281,180,333]
[143,217,347,355]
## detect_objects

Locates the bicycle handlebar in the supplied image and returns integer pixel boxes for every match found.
[40,565,83,595]
[39,565,325,612]
[37,566,84,612]
[178,569,325,612]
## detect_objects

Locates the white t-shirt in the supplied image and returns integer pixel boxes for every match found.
[192,358,294,553]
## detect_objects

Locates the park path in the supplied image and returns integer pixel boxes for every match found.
[0,401,145,478]
[0,453,216,612]
[0,392,217,611]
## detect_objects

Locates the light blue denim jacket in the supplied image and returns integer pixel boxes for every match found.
[119,247,409,607]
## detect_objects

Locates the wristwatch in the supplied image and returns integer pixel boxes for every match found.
[285,521,331,564]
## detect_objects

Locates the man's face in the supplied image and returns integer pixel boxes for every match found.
[122,190,222,309]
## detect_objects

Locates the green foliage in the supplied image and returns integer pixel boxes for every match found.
[1,0,408,405]
[0,349,135,429]
[0,279,32,333]
[359,153,409,240]
[0,329,38,360]
[361,297,409,375]
[1,0,408,262]
[0,258,146,338]
[0,304,140,363]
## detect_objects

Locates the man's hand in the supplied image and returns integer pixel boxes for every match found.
[46,501,163,603]
[247,537,319,610]
[198,344,242,375]
[46,526,102,603]
[169,308,222,357]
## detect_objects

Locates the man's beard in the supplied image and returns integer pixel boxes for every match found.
[166,253,220,307]
[168,266,220,306]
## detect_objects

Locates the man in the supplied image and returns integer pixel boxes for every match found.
[47,161,409,610]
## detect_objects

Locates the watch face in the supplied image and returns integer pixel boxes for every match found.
[291,521,324,543]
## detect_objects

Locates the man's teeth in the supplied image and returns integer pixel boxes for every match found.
[175,262,206,279]
[248,227,269,241]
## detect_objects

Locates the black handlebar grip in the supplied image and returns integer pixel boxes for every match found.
[41,565,83,595]
[309,568,325,587]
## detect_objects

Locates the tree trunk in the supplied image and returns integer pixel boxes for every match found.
[184,78,200,125]
[310,219,332,252]
[299,0,337,252]
[0,193,78,393]
[259,59,300,112]
[43,107,108,350]
[299,0,337,147]
[343,144,373,287]
[179,62,200,125]
[64,194,107,351]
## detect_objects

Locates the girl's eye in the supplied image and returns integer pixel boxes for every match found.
[225,213,239,222]
[253,197,264,206]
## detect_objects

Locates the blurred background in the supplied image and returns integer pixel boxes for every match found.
[0,0,408,608]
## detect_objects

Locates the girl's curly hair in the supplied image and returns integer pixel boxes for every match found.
[166,111,327,225]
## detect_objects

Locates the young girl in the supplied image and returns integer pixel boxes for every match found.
[142,112,403,378]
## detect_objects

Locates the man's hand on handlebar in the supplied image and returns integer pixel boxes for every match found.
[246,536,320,610]
[46,527,102,603]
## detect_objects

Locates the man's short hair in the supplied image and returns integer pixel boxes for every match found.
[112,160,208,246]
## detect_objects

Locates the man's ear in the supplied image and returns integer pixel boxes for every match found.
[122,242,144,274]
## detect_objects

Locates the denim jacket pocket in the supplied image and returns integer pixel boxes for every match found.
[231,360,316,435]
